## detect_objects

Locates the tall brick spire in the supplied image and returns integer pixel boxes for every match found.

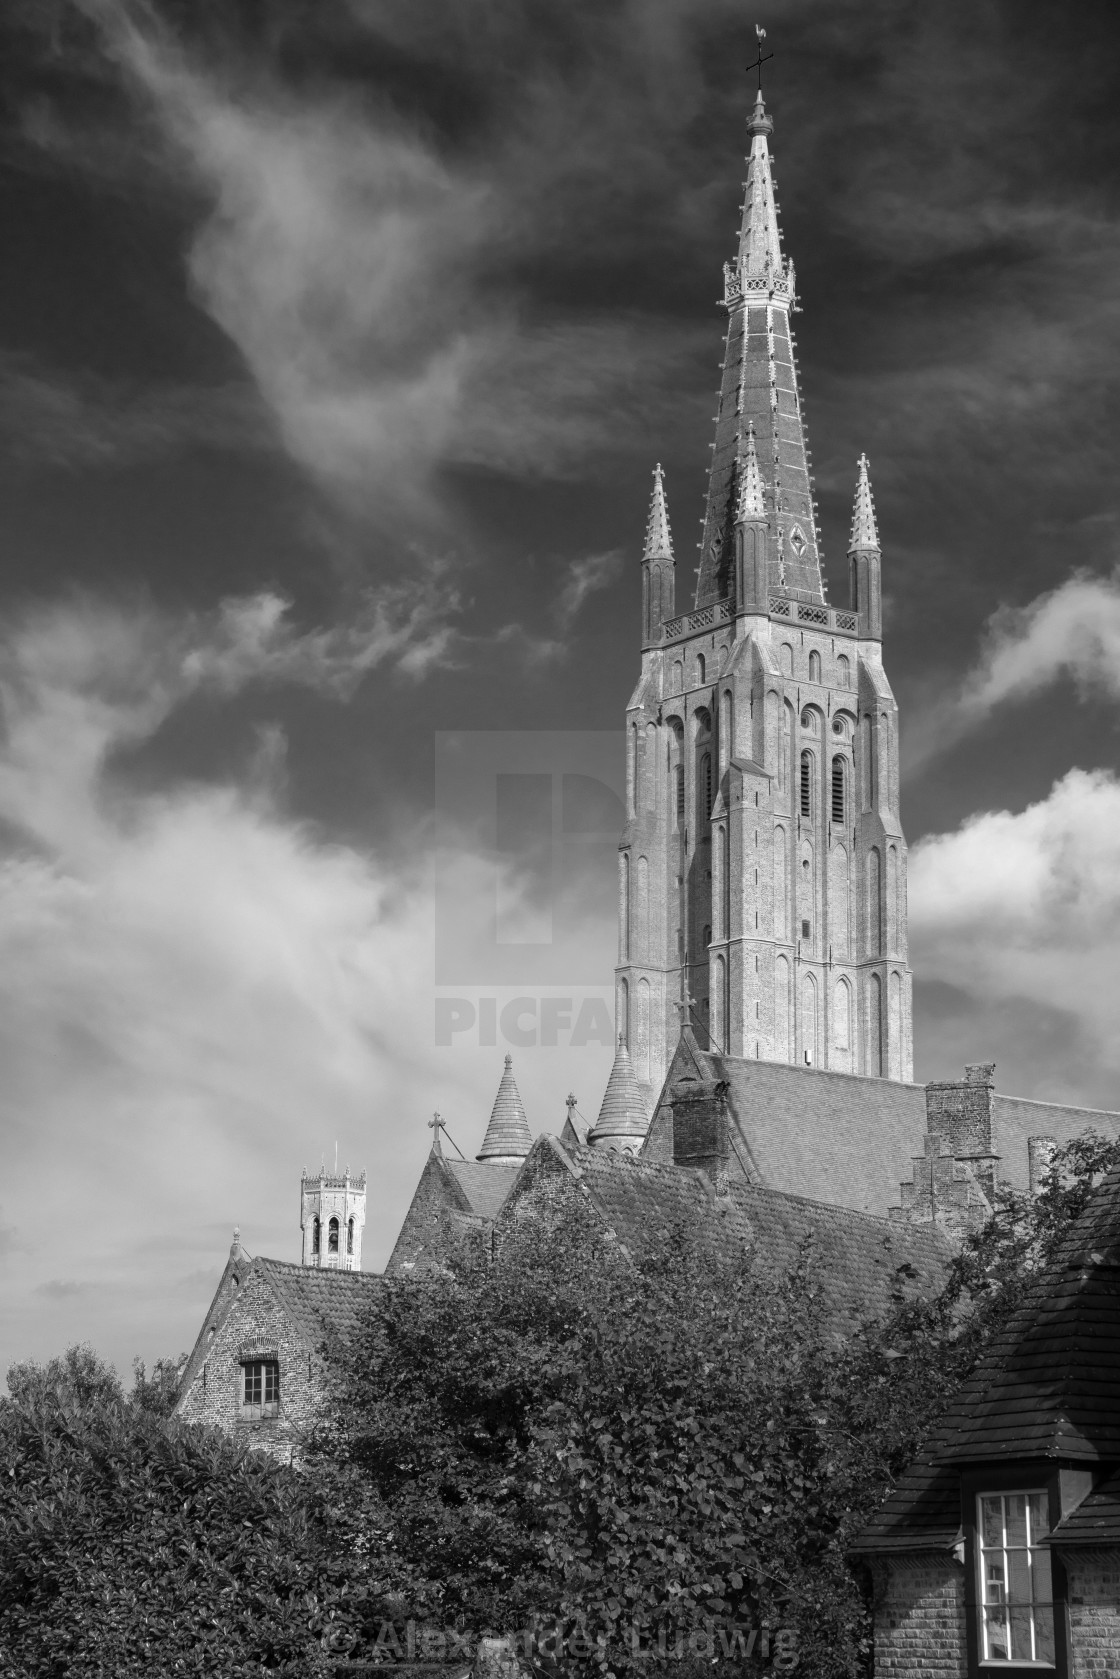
[695,85,822,608]
[477,1054,533,1163]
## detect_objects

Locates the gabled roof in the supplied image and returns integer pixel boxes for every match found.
[645,1042,928,1216]
[502,1135,952,1335]
[252,1258,382,1349]
[445,1160,523,1218]
[854,1165,1120,1554]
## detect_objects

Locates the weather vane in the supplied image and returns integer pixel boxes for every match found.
[745,24,772,91]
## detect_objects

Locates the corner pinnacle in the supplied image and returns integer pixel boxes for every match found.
[849,453,880,551]
[643,463,674,561]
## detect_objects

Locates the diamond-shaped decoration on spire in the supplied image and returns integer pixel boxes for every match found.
[735,422,766,523]
[849,453,880,551]
[476,1053,533,1162]
[643,462,674,561]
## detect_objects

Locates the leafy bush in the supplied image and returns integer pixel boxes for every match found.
[0,1350,394,1676]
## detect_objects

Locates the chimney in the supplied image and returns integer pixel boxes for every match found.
[671,1078,730,1182]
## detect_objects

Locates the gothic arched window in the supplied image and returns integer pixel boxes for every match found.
[675,763,685,826]
[837,654,851,687]
[328,1217,340,1254]
[800,751,812,818]
[808,650,821,683]
[312,1217,320,1256]
[831,756,846,824]
[347,1217,354,1255]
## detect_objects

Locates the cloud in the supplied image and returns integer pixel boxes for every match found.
[0,590,617,1380]
[555,549,623,628]
[954,570,1120,720]
[0,582,458,862]
[0,353,269,470]
[64,1,708,525]
[910,767,1120,1098]
[902,569,1120,769]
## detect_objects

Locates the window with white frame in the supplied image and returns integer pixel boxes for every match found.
[976,1490,1055,1666]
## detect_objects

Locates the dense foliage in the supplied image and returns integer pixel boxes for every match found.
[0,1347,394,1676]
[4,1135,1117,1677]
[313,1134,1120,1678]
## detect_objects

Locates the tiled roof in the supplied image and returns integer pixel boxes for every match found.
[1050,1467,1120,1547]
[854,1165,1120,1553]
[680,1049,929,1216]
[255,1258,383,1349]
[477,1055,533,1161]
[555,1141,953,1332]
[992,1095,1120,1193]
[445,1160,522,1219]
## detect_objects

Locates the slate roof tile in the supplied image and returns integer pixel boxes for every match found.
[853,1165,1120,1553]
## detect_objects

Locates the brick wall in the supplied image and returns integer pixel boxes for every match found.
[1067,1549,1120,1677]
[176,1270,327,1464]
[869,1555,967,1678]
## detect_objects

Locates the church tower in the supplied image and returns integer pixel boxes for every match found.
[300,1164,366,1270]
[616,84,912,1097]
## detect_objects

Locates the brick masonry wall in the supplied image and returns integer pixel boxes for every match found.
[1066,1550,1120,1678]
[870,1556,967,1678]
[176,1270,327,1464]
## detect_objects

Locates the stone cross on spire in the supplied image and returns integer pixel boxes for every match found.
[428,1111,446,1155]
[849,453,880,550]
[643,463,674,560]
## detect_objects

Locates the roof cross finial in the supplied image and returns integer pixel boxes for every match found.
[745,24,772,91]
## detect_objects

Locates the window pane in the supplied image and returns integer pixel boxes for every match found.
[981,1495,1004,1549]
[1028,1491,1050,1541]
[1033,1606,1056,1665]
[983,1608,1010,1661]
[1006,1493,1028,1548]
[1008,1604,1034,1662]
[243,1363,261,1405]
[1031,1544,1054,1606]
[264,1363,279,1405]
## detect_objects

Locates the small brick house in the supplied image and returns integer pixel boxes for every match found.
[852,1164,1120,1677]
[175,1231,381,1462]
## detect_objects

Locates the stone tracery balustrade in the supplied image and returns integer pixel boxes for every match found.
[661,596,857,644]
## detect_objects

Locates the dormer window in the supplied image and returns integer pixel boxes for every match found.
[976,1491,1055,1666]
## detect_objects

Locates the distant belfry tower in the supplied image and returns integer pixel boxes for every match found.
[300,1163,366,1270]
[617,83,912,1096]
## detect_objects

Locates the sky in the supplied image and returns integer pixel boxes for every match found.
[3,0,1120,1379]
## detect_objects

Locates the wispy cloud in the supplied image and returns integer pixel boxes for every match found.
[0,353,268,470]
[903,569,1120,768]
[555,548,623,628]
[60,2,705,527]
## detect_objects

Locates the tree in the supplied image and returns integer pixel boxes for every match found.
[315,1134,1120,1678]
[0,1347,396,1677]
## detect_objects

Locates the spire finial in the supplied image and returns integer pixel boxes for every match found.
[745,25,773,94]
[735,421,766,523]
[643,463,674,561]
[428,1110,445,1155]
[849,453,880,551]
